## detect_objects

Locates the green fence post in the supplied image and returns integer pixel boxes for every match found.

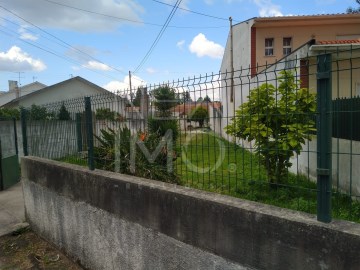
[316,53,332,223]
[85,97,95,170]
[20,108,28,156]
[13,117,19,156]
[76,113,82,152]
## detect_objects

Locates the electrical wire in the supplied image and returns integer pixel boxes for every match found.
[0,5,129,75]
[0,5,146,83]
[133,0,182,74]
[0,26,121,81]
[40,0,227,29]
[151,0,239,22]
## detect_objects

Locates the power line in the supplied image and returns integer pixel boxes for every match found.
[151,0,239,22]
[40,0,227,29]
[0,5,128,75]
[0,5,146,83]
[133,0,182,74]
[0,27,121,81]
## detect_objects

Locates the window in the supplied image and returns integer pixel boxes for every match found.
[283,37,292,55]
[265,38,274,56]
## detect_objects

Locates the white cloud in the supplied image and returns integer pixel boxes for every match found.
[146,67,156,74]
[82,60,112,71]
[177,40,185,50]
[18,26,38,41]
[189,33,224,59]
[253,0,283,17]
[103,75,146,92]
[0,46,46,71]
[2,0,145,32]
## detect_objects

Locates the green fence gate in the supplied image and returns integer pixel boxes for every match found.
[0,118,20,191]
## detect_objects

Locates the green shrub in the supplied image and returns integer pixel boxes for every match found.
[94,127,179,184]
[226,70,316,185]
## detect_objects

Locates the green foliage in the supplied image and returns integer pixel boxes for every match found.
[149,84,179,150]
[94,127,180,183]
[58,103,71,120]
[203,95,211,102]
[148,117,179,143]
[131,87,144,107]
[25,104,53,120]
[153,86,177,116]
[225,70,316,185]
[182,91,192,103]
[95,108,124,121]
[0,108,20,120]
[190,106,209,128]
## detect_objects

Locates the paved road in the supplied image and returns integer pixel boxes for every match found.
[0,182,26,237]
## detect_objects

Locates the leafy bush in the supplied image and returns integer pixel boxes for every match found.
[96,108,124,122]
[148,117,179,143]
[0,108,20,120]
[58,103,71,120]
[189,106,209,128]
[94,127,180,184]
[22,104,54,120]
[226,70,316,185]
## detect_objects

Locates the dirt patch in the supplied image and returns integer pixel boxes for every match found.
[0,228,83,270]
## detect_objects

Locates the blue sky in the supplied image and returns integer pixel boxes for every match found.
[0,0,356,92]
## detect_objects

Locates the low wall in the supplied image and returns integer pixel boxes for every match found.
[290,137,360,196]
[22,157,360,270]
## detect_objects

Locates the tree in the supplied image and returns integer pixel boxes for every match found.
[182,91,192,103]
[225,71,316,185]
[153,86,177,116]
[149,85,179,142]
[58,103,71,120]
[190,106,209,128]
[347,0,360,13]
[203,95,211,102]
[197,97,204,103]
[131,87,143,107]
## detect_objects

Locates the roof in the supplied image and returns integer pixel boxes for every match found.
[252,13,360,27]
[3,76,110,107]
[317,39,360,45]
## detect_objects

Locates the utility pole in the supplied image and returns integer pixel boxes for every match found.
[129,70,133,92]
[229,17,234,103]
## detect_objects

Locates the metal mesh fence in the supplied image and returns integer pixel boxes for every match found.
[20,47,360,223]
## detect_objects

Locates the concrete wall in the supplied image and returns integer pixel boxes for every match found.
[22,157,360,270]
[290,137,360,197]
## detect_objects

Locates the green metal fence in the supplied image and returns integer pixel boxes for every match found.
[0,118,20,190]
[19,47,360,223]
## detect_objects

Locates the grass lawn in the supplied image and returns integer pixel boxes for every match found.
[176,131,360,223]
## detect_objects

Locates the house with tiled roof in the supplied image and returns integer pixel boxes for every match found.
[171,101,222,133]
[220,13,360,138]
[0,81,47,107]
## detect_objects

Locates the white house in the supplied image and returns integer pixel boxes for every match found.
[220,13,360,139]
[0,81,47,107]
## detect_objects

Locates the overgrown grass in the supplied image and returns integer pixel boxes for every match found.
[176,131,360,223]
[57,131,360,223]
[57,154,87,167]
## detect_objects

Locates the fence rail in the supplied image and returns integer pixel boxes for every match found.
[16,47,360,223]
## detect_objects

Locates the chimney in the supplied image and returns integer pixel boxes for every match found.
[8,80,18,91]
[8,80,20,98]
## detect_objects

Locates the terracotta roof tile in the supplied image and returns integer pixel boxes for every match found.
[317,40,360,45]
